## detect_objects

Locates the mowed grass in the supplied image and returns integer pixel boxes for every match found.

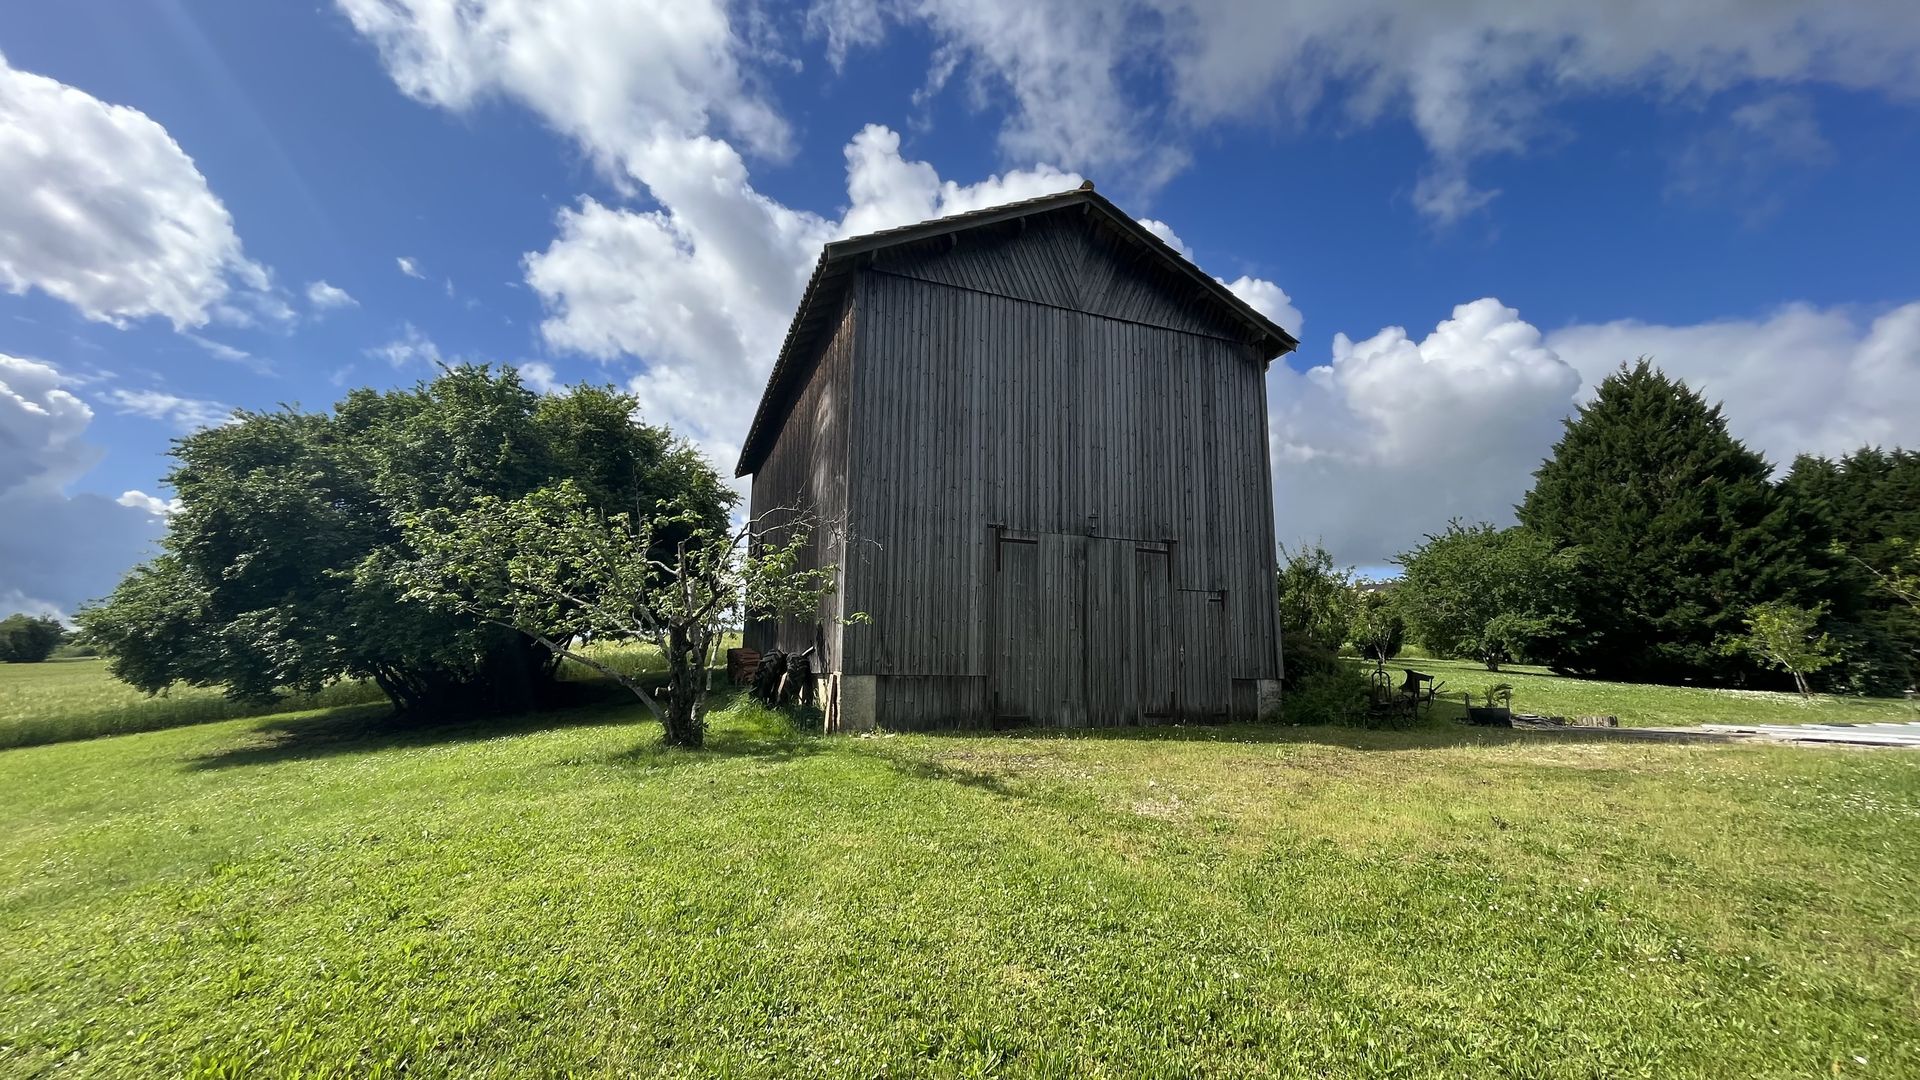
[0,636,742,752]
[3,665,1919,1077]
[1365,655,1920,728]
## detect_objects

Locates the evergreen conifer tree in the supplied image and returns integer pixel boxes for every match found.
[1779,447,1920,692]
[1518,360,1816,682]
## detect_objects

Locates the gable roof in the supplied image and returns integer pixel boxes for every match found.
[735,184,1299,477]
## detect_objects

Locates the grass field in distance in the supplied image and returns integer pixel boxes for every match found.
[1372,654,1920,728]
[2,658,1917,1077]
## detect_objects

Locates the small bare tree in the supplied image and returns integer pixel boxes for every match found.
[395,482,842,747]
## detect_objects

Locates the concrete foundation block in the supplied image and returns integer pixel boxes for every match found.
[835,674,878,734]
[1256,678,1284,723]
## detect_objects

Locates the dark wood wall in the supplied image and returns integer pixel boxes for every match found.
[745,296,853,669]
[833,214,1282,727]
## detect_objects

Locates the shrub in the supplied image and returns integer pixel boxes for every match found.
[1277,542,1357,661]
[1281,662,1371,727]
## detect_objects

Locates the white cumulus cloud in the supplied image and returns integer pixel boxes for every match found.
[0,52,271,329]
[102,388,233,432]
[1269,299,1581,564]
[117,490,182,518]
[808,0,1920,220]
[515,360,560,395]
[1270,296,1920,569]
[336,0,791,171]
[1223,276,1301,337]
[369,322,444,368]
[1136,218,1194,259]
[0,353,164,614]
[307,279,358,310]
[1547,301,1920,468]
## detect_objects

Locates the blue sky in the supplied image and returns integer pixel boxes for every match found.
[3,0,1919,613]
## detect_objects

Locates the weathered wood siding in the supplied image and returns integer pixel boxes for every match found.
[836,216,1282,728]
[745,296,854,669]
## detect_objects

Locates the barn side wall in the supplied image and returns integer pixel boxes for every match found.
[839,228,1282,729]
[744,294,854,677]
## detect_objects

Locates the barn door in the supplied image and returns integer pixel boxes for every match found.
[990,531,1043,722]
[991,530,1087,725]
[1177,589,1230,720]
[1083,540,1173,725]
[1133,547,1174,720]
[1081,540,1129,726]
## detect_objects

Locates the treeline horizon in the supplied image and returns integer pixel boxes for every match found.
[1296,360,1917,697]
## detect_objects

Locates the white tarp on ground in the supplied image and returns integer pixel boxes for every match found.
[1691,722,1920,748]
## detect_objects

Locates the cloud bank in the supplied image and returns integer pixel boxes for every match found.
[0,52,270,329]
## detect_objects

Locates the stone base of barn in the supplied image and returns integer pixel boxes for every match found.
[823,673,878,734]
[1256,679,1283,722]
[814,671,1286,733]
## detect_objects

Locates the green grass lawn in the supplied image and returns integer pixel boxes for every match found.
[1367,655,1920,728]
[0,637,742,752]
[3,663,1918,1077]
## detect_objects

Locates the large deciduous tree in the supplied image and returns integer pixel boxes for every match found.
[77,367,732,714]
[1394,522,1577,670]
[1518,360,1817,682]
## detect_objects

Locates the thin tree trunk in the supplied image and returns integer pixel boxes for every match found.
[661,625,704,747]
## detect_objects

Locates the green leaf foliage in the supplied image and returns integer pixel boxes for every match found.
[1517,360,1818,682]
[1275,543,1357,685]
[392,483,840,747]
[1779,448,1920,693]
[1351,588,1404,661]
[0,613,67,663]
[1720,600,1841,698]
[76,366,733,714]
[1394,521,1577,671]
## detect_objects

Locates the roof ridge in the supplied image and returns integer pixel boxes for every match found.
[734,188,1298,477]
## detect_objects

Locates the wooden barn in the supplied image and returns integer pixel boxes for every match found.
[738,184,1298,731]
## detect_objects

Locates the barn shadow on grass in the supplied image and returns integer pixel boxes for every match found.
[904,699,1680,753]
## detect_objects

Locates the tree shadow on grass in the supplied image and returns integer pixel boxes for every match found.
[601,716,829,772]
[186,683,833,772]
[874,753,1025,798]
[183,699,647,771]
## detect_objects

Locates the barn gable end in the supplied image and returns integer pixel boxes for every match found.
[867,212,1258,343]
[742,186,1293,732]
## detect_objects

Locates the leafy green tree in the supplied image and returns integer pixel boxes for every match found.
[1351,587,1404,662]
[394,484,843,747]
[1518,360,1816,681]
[1394,522,1576,671]
[0,614,66,663]
[78,367,732,714]
[1276,543,1357,681]
[1721,601,1841,698]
